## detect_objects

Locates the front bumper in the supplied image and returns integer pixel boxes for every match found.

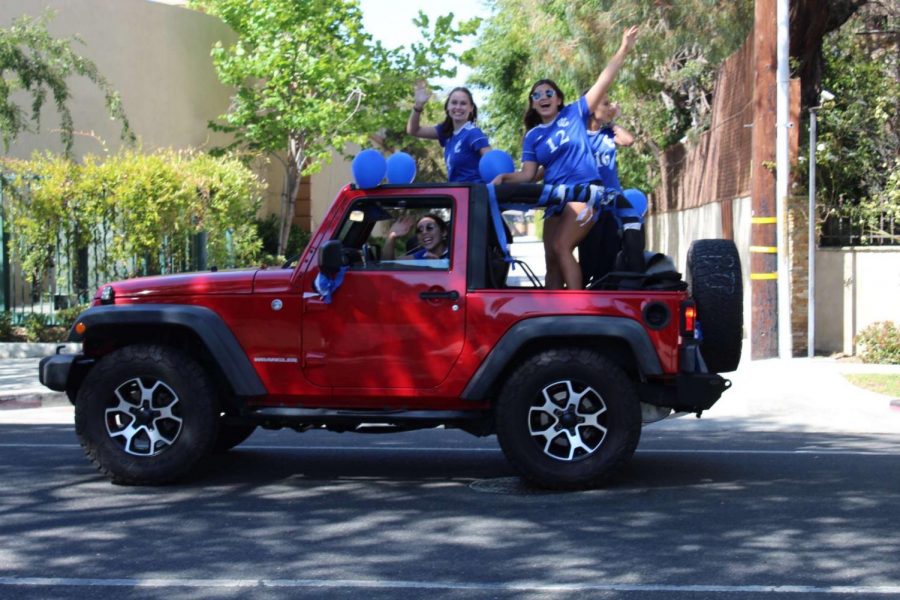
[39,354,76,392]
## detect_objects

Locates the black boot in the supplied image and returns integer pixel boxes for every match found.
[622,227,646,273]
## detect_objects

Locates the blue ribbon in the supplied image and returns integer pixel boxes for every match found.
[314,266,347,304]
[486,184,516,265]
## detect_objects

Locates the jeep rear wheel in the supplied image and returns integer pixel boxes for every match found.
[74,344,219,485]
[495,349,641,489]
[687,239,743,373]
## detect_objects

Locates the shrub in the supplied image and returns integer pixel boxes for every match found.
[0,312,14,341]
[856,321,900,365]
[1,148,264,285]
[22,312,59,343]
[55,304,89,330]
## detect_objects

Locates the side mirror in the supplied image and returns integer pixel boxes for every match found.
[318,240,343,278]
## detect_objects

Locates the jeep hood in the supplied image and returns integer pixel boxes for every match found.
[97,269,261,299]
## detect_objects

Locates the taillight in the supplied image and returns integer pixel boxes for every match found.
[681,301,696,336]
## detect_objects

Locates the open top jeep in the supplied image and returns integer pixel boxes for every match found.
[39,182,743,489]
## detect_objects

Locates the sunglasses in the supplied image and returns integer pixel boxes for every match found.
[530,89,556,101]
[417,223,438,233]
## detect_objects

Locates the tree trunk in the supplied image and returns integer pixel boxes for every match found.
[277,139,305,257]
[791,0,868,108]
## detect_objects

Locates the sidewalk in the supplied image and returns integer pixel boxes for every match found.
[1,343,898,433]
[0,343,71,411]
[653,355,900,434]
[0,359,68,410]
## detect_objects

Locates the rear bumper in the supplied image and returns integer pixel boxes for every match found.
[676,371,731,411]
[638,372,731,413]
[639,342,732,413]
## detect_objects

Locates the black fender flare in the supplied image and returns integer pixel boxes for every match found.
[461,316,662,402]
[68,304,266,397]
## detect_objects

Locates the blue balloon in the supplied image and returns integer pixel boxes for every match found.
[385,152,417,184]
[478,149,516,184]
[352,149,387,189]
[622,188,648,218]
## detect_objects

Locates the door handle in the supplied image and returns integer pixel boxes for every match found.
[419,290,459,301]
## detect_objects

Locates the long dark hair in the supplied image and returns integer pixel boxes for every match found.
[438,87,478,138]
[523,79,566,131]
[417,213,449,237]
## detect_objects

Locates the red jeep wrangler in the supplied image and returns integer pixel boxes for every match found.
[39,182,742,489]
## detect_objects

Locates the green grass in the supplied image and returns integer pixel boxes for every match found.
[844,374,900,397]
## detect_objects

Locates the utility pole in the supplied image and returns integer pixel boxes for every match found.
[776,0,792,358]
[750,0,779,359]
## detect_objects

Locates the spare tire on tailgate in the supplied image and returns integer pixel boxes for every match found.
[686,239,743,373]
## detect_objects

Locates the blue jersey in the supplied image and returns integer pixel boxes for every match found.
[412,247,450,260]
[436,122,490,183]
[587,126,622,192]
[521,96,597,186]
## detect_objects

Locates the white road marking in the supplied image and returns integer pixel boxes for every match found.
[0,576,898,595]
[0,443,898,456]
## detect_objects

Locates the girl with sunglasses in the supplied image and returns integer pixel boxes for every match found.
[491,26,639,290]
[383,214,450,260]
[406,81,492,182]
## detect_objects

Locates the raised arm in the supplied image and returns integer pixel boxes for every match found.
[382,215,416,260]
[406,80,439,140]
[584,26,639,113]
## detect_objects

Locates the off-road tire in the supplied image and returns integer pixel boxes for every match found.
[687,239,743,373]
[495,348,641,490]
[213,421,257,453]
[74,344,219,485]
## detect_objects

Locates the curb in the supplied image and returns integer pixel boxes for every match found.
[0,390,69,411]
[0,342,81,359]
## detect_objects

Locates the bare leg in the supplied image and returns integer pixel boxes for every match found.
[549,202,595,290]
[542,214,564,289]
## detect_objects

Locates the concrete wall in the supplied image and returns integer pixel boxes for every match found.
[647,199,900,358]
[1,0,235,158]
[310,148,355,231]
[815,247,900,355]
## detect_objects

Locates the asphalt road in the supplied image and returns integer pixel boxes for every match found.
[1,423,898,600]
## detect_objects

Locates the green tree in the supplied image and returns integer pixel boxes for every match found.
[189,0,478,254]
[0,13,133,157]
[470,0,753,190]
[372,12,481,182]
[800,4,899,244]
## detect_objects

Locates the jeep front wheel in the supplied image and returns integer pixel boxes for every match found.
[74,344,219,485]
[495,349,641,489]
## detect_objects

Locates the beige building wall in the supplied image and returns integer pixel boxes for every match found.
[310,149,355,231]
[2,0,353,230]
[1,0,235,158]
[815,247,900,355]
[255,150,352,233]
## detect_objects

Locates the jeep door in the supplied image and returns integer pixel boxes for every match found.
[302,190,468,390]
